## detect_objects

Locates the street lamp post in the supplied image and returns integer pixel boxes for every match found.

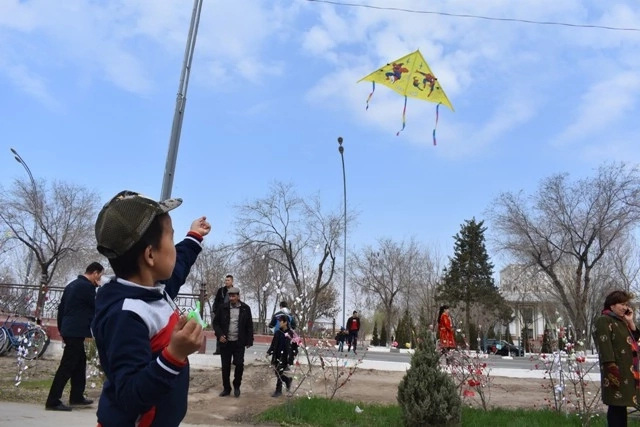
[337,137,347,327]
[160,0,204,200]
[10,148,37,285]
[10,148,45,320]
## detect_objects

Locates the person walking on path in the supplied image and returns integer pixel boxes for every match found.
[213,287,254,398]
[346,311,361,354]
[267,314,294,397]
[46,262,104,411]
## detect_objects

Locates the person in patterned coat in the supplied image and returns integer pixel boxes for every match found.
[594,290,640,427]
[438,305,455,352]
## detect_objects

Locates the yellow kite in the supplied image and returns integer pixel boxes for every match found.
[359,50,453,144]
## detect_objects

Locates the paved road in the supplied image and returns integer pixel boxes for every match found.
[205,340,601,373]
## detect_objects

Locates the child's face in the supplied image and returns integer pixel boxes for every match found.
[152,215,176,281]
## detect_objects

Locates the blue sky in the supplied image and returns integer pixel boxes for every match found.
[1,0,639,274]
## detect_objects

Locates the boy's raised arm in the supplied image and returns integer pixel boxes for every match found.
[165,217,211,299]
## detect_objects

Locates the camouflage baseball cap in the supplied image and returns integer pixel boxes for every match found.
[95,190,182,259]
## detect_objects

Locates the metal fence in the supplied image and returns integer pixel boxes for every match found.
[0,283,333,337]
[0,282,209,325]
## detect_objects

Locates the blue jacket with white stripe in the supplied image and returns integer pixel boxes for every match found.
[91,235,202,427]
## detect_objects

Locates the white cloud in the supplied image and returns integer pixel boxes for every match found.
[296,0,639,157]
[0,0,299,105]
[1,63,60,110]
[554,72,640,144]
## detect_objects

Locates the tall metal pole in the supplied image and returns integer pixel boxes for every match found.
[338,137,347,327]
[10,148,37,285]
[160,0,204,200]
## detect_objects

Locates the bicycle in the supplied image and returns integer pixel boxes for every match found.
[0,315,50,360]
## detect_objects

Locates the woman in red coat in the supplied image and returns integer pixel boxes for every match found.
[438,305,455,352]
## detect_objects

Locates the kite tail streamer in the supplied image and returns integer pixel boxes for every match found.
[432,103,441,145]
[396,95,408,136]
[365,82,375,110]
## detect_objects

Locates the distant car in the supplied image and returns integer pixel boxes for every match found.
[484,339,524,357]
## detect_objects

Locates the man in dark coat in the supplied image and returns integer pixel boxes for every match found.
[46,262,104,411]
[346,310,361,354]
[212,286,254,398]
[212,274,234,354]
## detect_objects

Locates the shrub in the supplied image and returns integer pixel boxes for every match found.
[397,328,461,426]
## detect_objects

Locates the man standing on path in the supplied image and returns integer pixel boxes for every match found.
[46,262,104,411]
[213,287,254,398]
[346,311,361,354]
[212,274,234,355]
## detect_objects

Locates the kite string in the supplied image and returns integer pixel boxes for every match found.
[365,82,375,110]
[433,103,440,146]
[396,95,407,136]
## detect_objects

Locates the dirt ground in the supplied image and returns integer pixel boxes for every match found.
[0,355,606,425]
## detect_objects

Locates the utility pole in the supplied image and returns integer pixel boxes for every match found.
[160,0,204,200]
[337,137,347,327]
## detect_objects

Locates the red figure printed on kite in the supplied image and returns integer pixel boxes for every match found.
[416,71,437,96]
[385,62,409,83]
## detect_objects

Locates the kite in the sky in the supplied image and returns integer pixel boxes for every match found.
[359,49,454,145]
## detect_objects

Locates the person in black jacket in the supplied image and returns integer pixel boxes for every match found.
[346,311,361,354]
[267,300,297,333]
[212,274,234,354]
[212,287,254,397]
[45,262,104,411]
[267,315,294,397]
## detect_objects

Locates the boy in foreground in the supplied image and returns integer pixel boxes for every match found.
[92,190,210,426]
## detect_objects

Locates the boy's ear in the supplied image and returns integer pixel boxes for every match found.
[142,245,155,267]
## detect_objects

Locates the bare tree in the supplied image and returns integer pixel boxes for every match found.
[189,243,233,317]
[488,163,640,342]
[407,245,445,329]
[0,178,98,318]
[234,242,289,334]
[350,237,423,343]
[235,182,342,328]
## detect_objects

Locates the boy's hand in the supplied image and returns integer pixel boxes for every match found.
[190,216,211,237]
[167,316,204,361]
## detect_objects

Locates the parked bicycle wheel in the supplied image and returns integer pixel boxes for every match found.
[0,327,9,356]
[21,326,50,360]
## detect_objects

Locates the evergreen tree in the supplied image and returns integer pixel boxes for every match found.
[469,323,478,351]
[398,325,461,426]
[504,327,513,345]
[396,309,414,348]
[541,328,552,353]
[557,335,565,352]
[371,321,380,346]
[437,218,511,340]
[487,326,496,339]
[380,324,388,346]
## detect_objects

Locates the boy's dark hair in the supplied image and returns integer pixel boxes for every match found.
[86,262,105,274]
[353,310,358,315]
[604,290,633,310]
[225,274,234,280]
[108,214,167,279]
[278,314,289,323]
[280,301,288,308]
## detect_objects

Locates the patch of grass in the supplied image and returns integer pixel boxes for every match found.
[0,378,53,403]
[13,378,53,389]
[256,397,401,426]
[256,398,640,427]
